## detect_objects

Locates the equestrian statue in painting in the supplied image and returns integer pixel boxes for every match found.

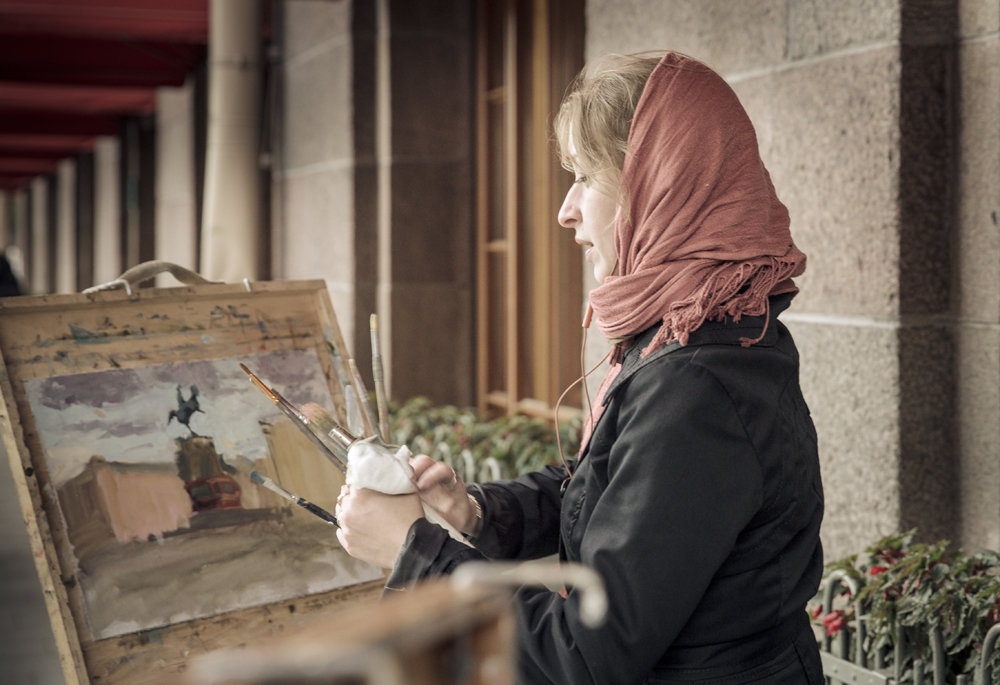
[168,384,204,437]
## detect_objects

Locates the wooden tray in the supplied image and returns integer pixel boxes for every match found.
[0,279,385,684]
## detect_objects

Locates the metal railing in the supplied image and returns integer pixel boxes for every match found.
[819,570,1000,685]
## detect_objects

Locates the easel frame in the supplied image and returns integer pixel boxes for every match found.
[0,280,383,684]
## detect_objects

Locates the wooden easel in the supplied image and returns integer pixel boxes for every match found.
[182,578,517,685]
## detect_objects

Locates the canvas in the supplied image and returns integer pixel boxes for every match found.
[24,348,381,640]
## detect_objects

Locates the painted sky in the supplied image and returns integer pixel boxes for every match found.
[24,349,335,488]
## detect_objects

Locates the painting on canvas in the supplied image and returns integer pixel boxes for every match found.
[23,347,382,640]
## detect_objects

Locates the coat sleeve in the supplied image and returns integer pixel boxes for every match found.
[468,463,568,559]
[384,463,569,588]
[514,360,765,684]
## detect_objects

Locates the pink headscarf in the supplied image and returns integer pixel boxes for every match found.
[588,52,806,357]
[574,53,805,457]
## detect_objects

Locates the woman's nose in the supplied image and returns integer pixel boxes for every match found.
[557,188,579,228]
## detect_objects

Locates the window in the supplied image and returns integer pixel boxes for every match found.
[475,0,584,421]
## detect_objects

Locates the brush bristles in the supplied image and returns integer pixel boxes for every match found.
[301,402,337,435]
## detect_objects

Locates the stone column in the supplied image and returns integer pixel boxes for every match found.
[29,177,49,294]
[378,0,475,405]
[92,137,122,285]
[155,80,199,285]
[55,160,76,294]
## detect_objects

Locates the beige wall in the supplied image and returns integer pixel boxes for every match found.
[584,0,998,559]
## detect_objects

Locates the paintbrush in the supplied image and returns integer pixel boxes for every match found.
[370,313,391,442]
[238,362,350,473]
[348,357,379,438]
[300,402,362,451]
[249,470,338,527]
[328,342,365,436]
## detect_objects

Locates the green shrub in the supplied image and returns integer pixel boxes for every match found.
[811,531,1000,683]
[388,396,582,482]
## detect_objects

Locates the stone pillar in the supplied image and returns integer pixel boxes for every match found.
[0,192,7,247]
[5,189,28,289]
[200,0,264,282]
[274,0,365,352]
[379,0,475,405]
[274,0,474,406]
[55,160,76,294]
[93,137,122,285]
[156,80,199,284]
[29,177,48,295]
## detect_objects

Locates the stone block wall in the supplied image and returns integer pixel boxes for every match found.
[273,0,474,405]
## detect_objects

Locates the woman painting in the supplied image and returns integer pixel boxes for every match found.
[335,51,825,684]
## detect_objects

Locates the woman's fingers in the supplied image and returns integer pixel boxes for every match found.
[336,487,423,568]
[413,459,461,491]
[406,455,475,533]
[409,453,437,479]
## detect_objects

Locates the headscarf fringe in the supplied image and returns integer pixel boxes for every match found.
[639,257,797,357]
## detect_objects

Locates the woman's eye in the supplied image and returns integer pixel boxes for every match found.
[574,175,587,184]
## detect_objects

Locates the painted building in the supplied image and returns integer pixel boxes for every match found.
[58,456,192,556]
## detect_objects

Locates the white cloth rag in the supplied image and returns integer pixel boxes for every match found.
[345,439,470,545]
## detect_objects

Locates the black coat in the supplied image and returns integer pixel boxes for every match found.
[386,295,825,684]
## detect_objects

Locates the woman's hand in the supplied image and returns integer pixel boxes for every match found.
[335,486,424,569]
[410,454,478,535]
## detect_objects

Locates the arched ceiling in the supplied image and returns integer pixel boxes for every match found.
[0,0,210,191]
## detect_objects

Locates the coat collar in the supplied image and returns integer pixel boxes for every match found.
[604,293,793,402]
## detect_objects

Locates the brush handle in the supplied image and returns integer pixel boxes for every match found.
[277,399,349,474]
[296,498,339,526]
[250,471,339,527]
[256,477,296,502]
[370,313,391,442]
[348,358,379,438]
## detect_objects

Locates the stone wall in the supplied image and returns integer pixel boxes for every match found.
[152,0,473,410]
[273,0,474,405]
[584,0,998,558]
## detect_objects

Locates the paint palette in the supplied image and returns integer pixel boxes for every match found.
[0,277,384,684]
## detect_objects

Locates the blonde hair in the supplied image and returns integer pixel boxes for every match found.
[554,53,662,200]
